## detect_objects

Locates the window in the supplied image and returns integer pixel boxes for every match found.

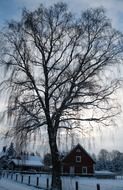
[76,156,81,162]
[82,167,87,174]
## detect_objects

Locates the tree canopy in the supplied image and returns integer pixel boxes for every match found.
[0,3,123,189]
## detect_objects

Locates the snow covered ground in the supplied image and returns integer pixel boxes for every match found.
[1,173,123,190]
[62,176,123,190]
[0,178,39,190]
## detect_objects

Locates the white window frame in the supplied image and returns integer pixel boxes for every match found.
[82,166,87,174]
[76,156,81,163]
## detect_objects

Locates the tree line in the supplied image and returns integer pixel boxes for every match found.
[92,149,123,173]
[43,148,123,174]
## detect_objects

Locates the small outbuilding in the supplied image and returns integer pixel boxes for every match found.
[61,144,95,176]
[8,155,43,171]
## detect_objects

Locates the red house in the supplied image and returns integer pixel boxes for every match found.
[61,144,95,176]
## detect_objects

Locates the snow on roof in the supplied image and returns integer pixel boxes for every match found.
[95,170,115,175]
[28,155,41,162]
[10,155,43,167]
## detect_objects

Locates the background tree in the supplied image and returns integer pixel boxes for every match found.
[95,149,123,173]
[1,3,123,189]
[43,153,52,167]
[96,149,110,170]
[91,153,97,163]
[7,142,16,158]
[111,150,123,172]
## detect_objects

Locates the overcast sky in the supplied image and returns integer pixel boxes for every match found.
[0,0,123,31]
[0,0,123,154]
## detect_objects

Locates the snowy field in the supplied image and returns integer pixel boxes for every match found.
[2,173,123,190]
[63,176,123,190]
[0,178,38,190]
[65,177,123,190]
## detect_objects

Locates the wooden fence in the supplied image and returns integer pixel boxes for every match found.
[2,171,102,190]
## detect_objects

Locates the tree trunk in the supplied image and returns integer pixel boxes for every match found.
[49,131,61,190]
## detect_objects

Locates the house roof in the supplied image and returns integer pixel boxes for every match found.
[62,143,95,163]
[10,155,43,167]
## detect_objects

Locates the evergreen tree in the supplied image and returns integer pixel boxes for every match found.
[7,142,16,158]
[95,149,123,173]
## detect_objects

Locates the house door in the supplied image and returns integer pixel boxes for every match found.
[82,166,87,174]
[70,166,75,175]
[61,166,63,174]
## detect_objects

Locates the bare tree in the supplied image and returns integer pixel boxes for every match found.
[0,3,123,189]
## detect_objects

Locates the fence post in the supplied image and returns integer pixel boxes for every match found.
[97,184,100,190]
[7,173,9,178]
[60,179,62,190]
[47,178,49,189]
[11,173,13,179]
[75,181,78,190]
[16,174,18,181]
[28,176,30,185]
[21,175,23,183]
[36,177,39,187]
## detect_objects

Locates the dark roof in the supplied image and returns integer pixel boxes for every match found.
[62,143,95,163]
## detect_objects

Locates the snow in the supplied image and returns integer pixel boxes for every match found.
[95,170,115,175]
[2,173,123,190]
[0,178,41,190]
[62,176,123,190]
[11,159,43,167]
[10,155,43,167]
[28,155,42,162]
[95,170,114,174]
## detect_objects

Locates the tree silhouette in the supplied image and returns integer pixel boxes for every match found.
[7,142,16,158]
[1,3,123,189]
